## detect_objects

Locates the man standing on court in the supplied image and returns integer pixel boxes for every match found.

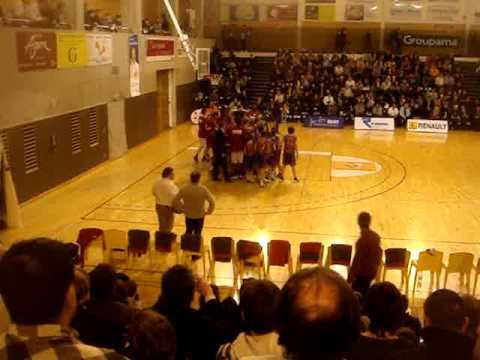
[348,212,382,297]
[152,167,179,232]
[173,171,215,236]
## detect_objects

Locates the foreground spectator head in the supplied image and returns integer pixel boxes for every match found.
[461,295,480,338]
[89,264,117,301]
[190,171,201,184]
[0,238,76,326]
[276,267,360,359]
[129,310,176,360]
[357,212,371,230]
[240,279,280,335]
[160,265,195,309]
[74,268,90,305]
[424,289,468,333]
[365,282,404,336]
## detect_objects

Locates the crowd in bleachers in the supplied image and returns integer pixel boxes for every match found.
[202,50,480,130]
[2,218,480,359]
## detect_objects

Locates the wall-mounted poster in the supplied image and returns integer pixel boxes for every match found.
[129,35,140,97]
[146,38,175,62]
[389,1,424,21]
[426,4,461,22]
[345,4,365,20]
[305,5,320,20]
[229,5,259,21]
[344,0,381,21]
[307,0,336,3]
[86,34,113,66]
[57,33,87,69]
[266,5,298,21]
[16,31,57,72]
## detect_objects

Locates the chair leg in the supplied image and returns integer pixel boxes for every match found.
[209,261,216,284]
[382,268,386,282]
[444,272,448,289]
[412,270,418,303]
[466,271,471,294]
[404,270,409,295]
[474,273,479,295]
[436,271,441,290]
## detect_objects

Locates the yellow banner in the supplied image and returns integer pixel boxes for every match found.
[57,33,87,69]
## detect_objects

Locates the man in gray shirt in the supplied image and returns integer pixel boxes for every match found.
[173,171,215,235]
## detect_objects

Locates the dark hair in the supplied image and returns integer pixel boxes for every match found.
[159,265,195,309]
[74,269,90,305]
[462,295,480,339]
[276,267,360,359]
[288,126,295,134]
[190,171,201,184]
[240,280,280,335]
[129,310,176,360]
[89,264,117,301]
[424,289,467,332]
[0,238,75,325]
[365,282,404,335]
[162,167,174,178]
[357,212,371,229]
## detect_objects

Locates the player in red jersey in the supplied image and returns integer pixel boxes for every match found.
[280,126,299,182]
[269,129,282,180]
[194,108,208,162]
[228,116,245,180]
[204,111,217,161]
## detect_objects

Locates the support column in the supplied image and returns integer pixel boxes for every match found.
[124,0,142,33]
[74,0,84,31]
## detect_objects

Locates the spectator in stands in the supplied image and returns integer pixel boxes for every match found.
[0,238,125,359]
[400,295,422,339]
[348,212,382,297]
[152,167,179,233]
[348,282,417,360]
[276,267,360,360]
[217,279,283,359]
[153,265,221,360]
[127,310,176,360]
[72,264,135,354]
[461,295,480,360]
[418,289,474,360]
[173,171,215,236]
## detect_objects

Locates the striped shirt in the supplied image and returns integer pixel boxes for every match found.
[0,324,126,359]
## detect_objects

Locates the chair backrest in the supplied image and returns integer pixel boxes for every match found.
[77,228,104,248]
[299,242,324,264]
[329,244,352,266]
[128,230,150,254]
[268,240,291,266]
[211,237,234,262]
[181,234,203,253]
[236,240,262,260]
[384,248,410,268]
[447,252,474,273]
[104,229,128,250]
[416,249,444,272]
[155,232,177,252]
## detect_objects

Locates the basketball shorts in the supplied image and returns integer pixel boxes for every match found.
[231,151,244,165]
[283,152,296,166]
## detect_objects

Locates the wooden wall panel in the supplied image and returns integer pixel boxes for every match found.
[125,92,158,149]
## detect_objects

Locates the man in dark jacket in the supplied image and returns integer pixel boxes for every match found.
[348,212,382,297]
[418,289,474,360]
[212,124,230,182]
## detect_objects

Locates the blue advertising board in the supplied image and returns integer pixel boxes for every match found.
[303,115,344,129]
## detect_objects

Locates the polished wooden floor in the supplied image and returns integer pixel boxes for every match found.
[2,123,480,306]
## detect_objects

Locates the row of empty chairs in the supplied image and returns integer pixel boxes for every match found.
[75,228,480,296]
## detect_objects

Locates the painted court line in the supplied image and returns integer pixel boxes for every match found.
[188,146,332,156]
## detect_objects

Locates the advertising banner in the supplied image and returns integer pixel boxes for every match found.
[16,31,57,72]
[146,38,175,62]
[401,34,461,48]
[344,0,381,21]
[304,116,345,129]
[266,5,298,21]
[389,1,424,21]
[229,5,259,21]
[354,117,395,131]
[57,33,87,69]
[305,5,320,19]
[407,119,449,133]
[87,34,113,66]
[129,35,140,97]
[426,4,461,22]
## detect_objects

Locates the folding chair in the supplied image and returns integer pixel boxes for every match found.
[442,252,474,293]
[210,237,236,286]
[473,258,480,295]
[104,229,128,264]
[267,240,293,277]
[382,248,411,294]
[154,231,179,265]
[326,244,352,273]
[409,249,443,300]
[180,234,210,277]
[76,228,105,267]
[128,229,151,265]
[236,240,265,281]
[296,242,324,271]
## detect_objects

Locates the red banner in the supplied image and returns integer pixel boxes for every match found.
[146,38,175,62]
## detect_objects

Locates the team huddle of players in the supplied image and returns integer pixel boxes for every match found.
[194,107,299,187]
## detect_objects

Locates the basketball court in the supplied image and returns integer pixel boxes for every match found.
[3,122,480,306]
